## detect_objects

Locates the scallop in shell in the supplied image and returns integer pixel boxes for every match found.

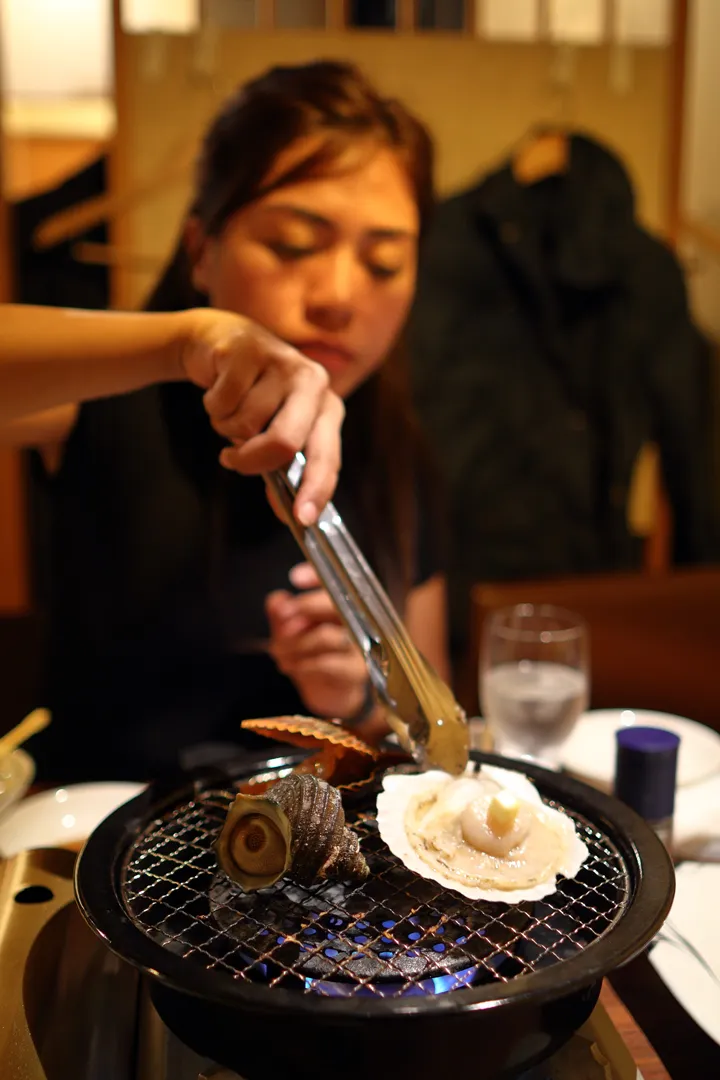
[376,763,588,903]
[216,773,369,892]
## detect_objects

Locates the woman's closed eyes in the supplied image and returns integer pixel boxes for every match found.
[267,238,405,281]
[254,204,413,282]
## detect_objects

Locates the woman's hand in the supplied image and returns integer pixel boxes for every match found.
[265,563,369,721]
[180,308,344,525]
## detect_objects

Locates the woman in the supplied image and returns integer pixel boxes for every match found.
[17,60,449,781]
[0,303,343,522]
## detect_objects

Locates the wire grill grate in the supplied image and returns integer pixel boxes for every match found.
[120,778,632,999]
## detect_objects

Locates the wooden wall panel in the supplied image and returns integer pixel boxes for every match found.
[0,53,30,615]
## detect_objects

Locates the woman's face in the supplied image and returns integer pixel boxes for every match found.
[189,141,420,398]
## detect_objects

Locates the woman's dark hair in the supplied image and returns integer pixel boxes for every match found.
[146,59,437,604]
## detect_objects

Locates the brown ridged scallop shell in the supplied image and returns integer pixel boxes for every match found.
[217,773,369,892]
[239,716,378,790]
[237,715,413,803]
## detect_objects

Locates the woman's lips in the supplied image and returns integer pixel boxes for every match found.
[294,342,356,372]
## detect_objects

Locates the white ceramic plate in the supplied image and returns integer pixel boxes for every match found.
[649,862,720,1046]
[560,709,720,791]
[0,780,145,857]
[0,748,35,819]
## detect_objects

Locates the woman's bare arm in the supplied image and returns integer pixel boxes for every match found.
[0,305,184,423]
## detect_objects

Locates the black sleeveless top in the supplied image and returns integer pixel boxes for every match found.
[30,382,442,783]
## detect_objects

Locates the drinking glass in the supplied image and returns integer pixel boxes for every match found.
[479,604,590,767]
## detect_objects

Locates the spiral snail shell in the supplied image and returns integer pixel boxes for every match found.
[216,773,369,892]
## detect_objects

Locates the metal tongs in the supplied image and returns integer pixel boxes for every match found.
[266,454,469,776]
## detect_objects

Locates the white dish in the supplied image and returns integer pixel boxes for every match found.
[649,862,720,1046]
[0,780,145,857]
[0,748,35,819]
[560,709,720,790]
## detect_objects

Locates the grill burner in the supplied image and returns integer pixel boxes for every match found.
[122,783,630,999]
[210,873,484,995]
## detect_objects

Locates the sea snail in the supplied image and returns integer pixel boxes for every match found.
[216,773,369,892]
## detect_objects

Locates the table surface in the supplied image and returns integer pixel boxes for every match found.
[610,950,720,1080]
[601,981,670,1079]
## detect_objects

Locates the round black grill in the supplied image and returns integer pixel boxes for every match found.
[76,751,674,1079]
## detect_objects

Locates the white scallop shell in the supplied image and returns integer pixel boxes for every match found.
[376,762,588,904]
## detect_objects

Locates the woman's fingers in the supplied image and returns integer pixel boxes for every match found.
[208,365,285,443]
[288,562,321,589]
[277,589,344,626]
[227,385,342,526]
[270,623,354,668]
[289,389,343,523]
[283,654,367,681]
[183,310,344,525]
